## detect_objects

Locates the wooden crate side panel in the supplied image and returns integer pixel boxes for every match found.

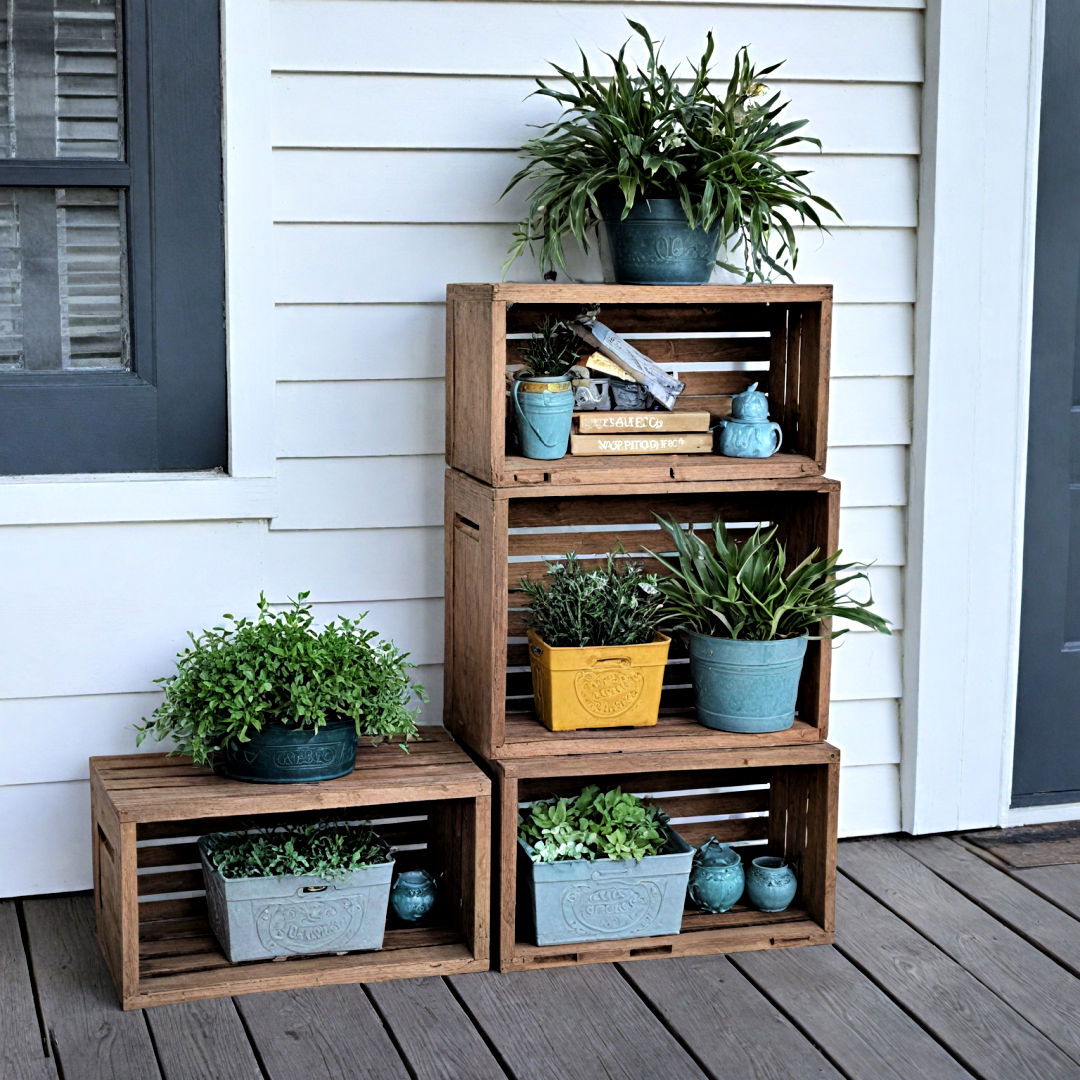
[449,299,504,484]
[91,778,127,997]
[799,299,832,468]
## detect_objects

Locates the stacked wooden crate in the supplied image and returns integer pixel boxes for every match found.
[444,282,840,971]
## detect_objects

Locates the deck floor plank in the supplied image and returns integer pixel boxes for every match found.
[236,983,411,1080]
[898,835,1080,976]
[833,873,1080,1080]
[366,976,509,1079]
[1,902,58,1080]
[144,998,263,1080]
[22,896,162,1080]
[449,965,708,1080]
[621,953,844,1080]
[841,839,1080,1064]
[1012,862,1080,912]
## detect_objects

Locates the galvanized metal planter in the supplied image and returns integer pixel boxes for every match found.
[199,835,394,963]
[519,828,693,946]
[220,718,358,783]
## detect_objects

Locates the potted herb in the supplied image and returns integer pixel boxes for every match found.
[135,593,426,783]
[518,785,693,945]
[521,552,669,730]
[199,822,394,962]
[649,518,890,732]
[512,317,580,459]
[503,21,837,284]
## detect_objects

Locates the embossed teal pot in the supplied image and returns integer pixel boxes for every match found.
[220,718,358,783]
[512,375,574,459]
[687,837,745,914]
[520,828,693,946]
[745,856,798,913]
[198,833,394,962]
[390,869,437,923]
[600,195,722,285]
[687,633,808,733]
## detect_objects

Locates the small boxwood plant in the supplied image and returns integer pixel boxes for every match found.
[135,592,426,765]
[202,822,392,881]
[520,551,665,648]
[519,785,671,863]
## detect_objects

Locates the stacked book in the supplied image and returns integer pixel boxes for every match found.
[570,411,713,456]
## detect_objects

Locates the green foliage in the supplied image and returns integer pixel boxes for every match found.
[202,822,392,881]
[503,20,838,282]
[520,551,665,647]
[520,317,581,377]
[135,593,426,765]
[648,516,891,641]
[519,785,671,863]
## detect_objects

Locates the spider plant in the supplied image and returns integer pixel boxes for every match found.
[503,20,838,281]
[648,516,890,641]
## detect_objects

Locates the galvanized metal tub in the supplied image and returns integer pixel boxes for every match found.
[519,828,693,946]
[199,835,394,963]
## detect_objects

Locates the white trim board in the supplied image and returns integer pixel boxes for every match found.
[1004,802,1080,828]
[901,0,1044,833]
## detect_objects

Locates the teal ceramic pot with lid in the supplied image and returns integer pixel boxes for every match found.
[687,837,745,913]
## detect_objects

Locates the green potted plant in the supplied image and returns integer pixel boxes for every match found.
[649,517,890,732]
[135,592,426,783]
[520,552,669,730]
[512,317,580,459]
[518,785,693,945]
[503,20,838,284]
[199,822,395,962]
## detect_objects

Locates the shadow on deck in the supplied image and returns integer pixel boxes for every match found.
[3,828,1080,1080]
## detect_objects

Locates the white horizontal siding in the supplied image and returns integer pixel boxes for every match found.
[1,0,920,895]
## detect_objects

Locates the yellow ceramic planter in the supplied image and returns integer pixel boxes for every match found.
[527,630,671,731]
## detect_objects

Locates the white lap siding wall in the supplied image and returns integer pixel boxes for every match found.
[0,0,921,895]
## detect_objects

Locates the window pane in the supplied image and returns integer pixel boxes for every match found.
[0,185,129,371]
[2,0,123,161]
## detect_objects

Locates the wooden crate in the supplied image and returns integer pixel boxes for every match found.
[446,283,831,488]
[444,468,840,761]
[494,742,839,971]
[90,728,491,1009]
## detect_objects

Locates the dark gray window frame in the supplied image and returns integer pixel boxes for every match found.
[0,0,226,475]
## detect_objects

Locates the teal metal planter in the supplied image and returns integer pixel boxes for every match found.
[199,834,394,962]
[600,196,722,285]
[519,829,693,946]
[687,633,808,733]
[220,718,358,783]
[745,856,798,913]
[511,375,573,459]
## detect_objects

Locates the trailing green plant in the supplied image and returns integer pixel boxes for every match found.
[503,20,838,282]
[520,550,665,647]
[519,316,582,377]
[202,822,392,881]
[519,785,671,863]
[135,592,426,765]
[648,517,891,641]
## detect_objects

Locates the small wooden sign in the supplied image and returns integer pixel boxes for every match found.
[570,432,714,456]
[576,411,712,434]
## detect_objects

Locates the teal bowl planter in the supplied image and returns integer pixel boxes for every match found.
[520,828,693,946]
[745,856,798,913]
[198,834,394,962]
[599,195,722,285]
[687,633,808,733]
[511,375,573,460]
[220,718,358,783]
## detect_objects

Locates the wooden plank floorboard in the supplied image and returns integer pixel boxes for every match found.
[236,984,411,1080]
[833,874,1080,1080]
[898,835,1080,976]
[841,839,1080,1064]
[1,902,58,1080]
[1012,862,1080,912]
[22,895,162,1080]
[144,998,263,1080]
[621,954,844,1080]
[449,965,708,1080]
[366,977,508,1080]
[732,944,973,1080]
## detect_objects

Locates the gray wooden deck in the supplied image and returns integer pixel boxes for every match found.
[4,831,1080,1080]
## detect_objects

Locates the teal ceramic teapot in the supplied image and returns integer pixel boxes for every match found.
[687,837,745,914]
[716,382,782,458]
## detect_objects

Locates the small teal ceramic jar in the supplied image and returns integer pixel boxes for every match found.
[745,856,797,913]
[687,837,745,913]
[717,381,783,458]
[390,869,437,923]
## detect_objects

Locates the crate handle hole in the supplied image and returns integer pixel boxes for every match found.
[97,825,115,862]
[455,515,480,534]
[630,944,673,958]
